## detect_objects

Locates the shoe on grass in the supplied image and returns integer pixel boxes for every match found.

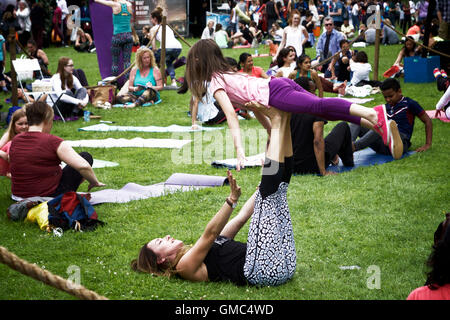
[388,120,403,160]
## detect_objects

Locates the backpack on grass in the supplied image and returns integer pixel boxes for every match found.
[47,192,104,232]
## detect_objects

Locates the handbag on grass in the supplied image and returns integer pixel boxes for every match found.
[87,84,117,106]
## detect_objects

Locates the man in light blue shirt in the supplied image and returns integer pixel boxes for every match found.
[315,17,345,78]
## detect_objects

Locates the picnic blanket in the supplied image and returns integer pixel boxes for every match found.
[426,110,450,123]
[87,173,229,205]
[211,148,415,171]
[78,123,224,133]
[65,138,191,149]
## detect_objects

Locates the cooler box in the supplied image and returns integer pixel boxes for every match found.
[404,55,440,83]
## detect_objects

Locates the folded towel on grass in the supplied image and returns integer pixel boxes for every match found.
[66,138,191,149]
[78,123,224,132]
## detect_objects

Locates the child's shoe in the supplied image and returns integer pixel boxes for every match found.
[388,120,403,160]
[373,105,390,146]
[433,68,441,78]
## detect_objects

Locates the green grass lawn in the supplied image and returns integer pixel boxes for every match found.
[0,38,449,301]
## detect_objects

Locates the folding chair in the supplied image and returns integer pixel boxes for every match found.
[12,58,67,122]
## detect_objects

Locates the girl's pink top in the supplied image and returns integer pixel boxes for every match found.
[209,72,271,108]
[0,141,11,176]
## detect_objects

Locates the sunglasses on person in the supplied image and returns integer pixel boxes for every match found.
[325,23,333,26]
[66,64,74,67]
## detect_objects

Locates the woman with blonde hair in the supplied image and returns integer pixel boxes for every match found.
[115,47,163,108]
[0,108,28,177]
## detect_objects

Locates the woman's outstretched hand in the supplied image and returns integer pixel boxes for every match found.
[227,170,241,202]
[236,147,246,171]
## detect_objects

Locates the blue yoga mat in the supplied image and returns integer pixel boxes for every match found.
[327,148,415,173]
[211,149,415,172]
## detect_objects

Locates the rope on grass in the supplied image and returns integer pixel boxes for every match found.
[383,22,450,59]
[0,246,108,300]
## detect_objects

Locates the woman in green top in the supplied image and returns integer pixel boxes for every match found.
[116,47,163,108]
[289,54,346,97]
[94,0,133,79]
[214,23,230,49]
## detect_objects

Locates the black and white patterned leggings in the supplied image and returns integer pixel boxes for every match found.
[244,157,297,286]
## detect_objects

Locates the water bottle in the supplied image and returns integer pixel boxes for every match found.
[83,110,90,122]
[255,49,258,56]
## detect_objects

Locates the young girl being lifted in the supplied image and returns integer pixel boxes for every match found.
[185,39,402,170]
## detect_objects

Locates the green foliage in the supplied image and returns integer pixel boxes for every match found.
[0,39,449,301]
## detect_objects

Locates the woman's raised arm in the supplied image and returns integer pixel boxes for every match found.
[176,170,241,282]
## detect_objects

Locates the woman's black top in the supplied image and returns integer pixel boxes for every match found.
[204,236,247,286]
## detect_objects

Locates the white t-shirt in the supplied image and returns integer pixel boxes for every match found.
[352,3,359,16]
[48,73,88,106]
[284,25,307,56]
[153,24,182,49]
[350,61,372,86]
[201,26,215,40]
[409,1,416,14]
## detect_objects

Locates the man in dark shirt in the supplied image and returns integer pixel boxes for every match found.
[290,77,354,175]
[231,20,254,45]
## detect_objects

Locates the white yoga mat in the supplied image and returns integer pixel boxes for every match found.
[78,123,224,133]
[211,153,266,169]
[88,182,204,205]
[66,138,192,149]
[61,159,119,169]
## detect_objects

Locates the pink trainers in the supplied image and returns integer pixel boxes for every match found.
[373,105,390,146]
[388,120,403,160]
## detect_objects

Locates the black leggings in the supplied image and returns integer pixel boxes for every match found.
[259,156,293,199]
[51,152,93,197]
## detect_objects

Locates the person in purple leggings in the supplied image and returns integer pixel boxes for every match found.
[185,39,402,170]
[94,0,133,81]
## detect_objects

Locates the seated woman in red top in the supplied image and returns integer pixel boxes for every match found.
[9,101,106,199]
[238,53,269,79]
[407,212,450,300]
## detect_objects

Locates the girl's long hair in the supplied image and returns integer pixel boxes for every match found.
[295,54,311,71]
[277,47,292,68]
[404,36,417,57]
[56,57,73,90]
[185,39,233,101]
[131,243,192,278]
[6,108,27,141]
[425,213,450,289]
